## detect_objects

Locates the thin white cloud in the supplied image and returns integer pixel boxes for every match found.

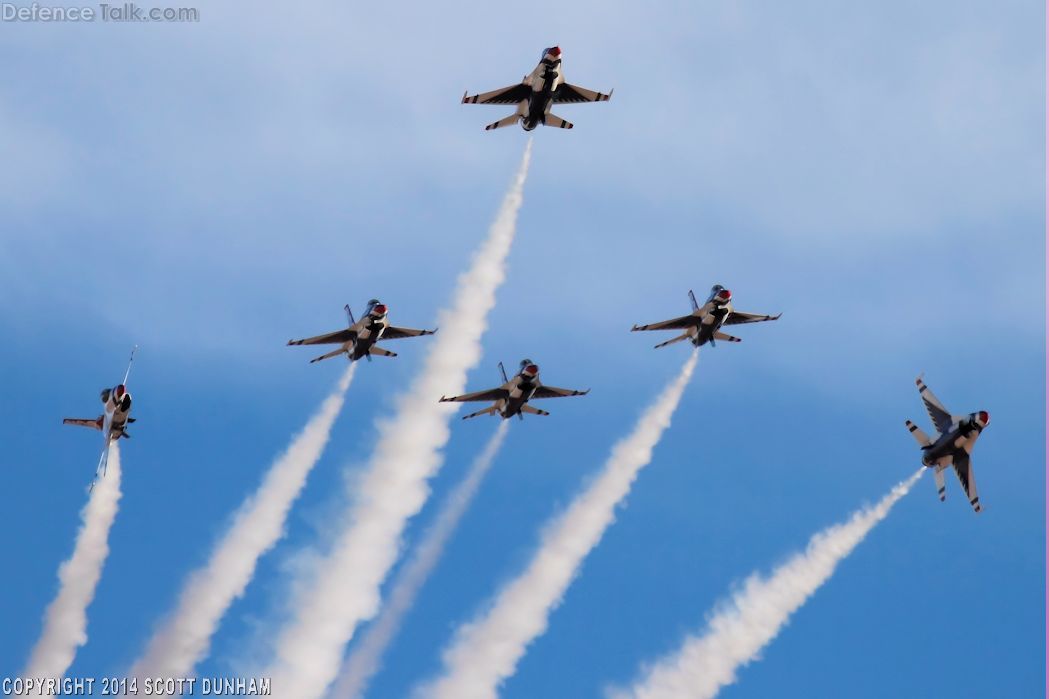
[417,351,698,699]
[25,446,124,677]
[610,469,924,699]
[130,364,356,677]
[262,141,532,699]
[332,421,510,699]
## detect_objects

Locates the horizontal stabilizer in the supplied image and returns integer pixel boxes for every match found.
[654,332,692,349]
[905,419,933,447]
[934,468,946,502]
[463,406,499,420]
[713,331,741,343]
[520,404,550,416]
[544,113,574,129]
[368,345,397,358]
[309,348,347,364]
[485,114,520,131]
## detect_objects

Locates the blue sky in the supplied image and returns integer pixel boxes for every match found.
[1,1,1044,696]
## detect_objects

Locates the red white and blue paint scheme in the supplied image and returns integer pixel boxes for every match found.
[906,377,990,513]
[439,359,589,420]
[63,346,137,489]
[461,46,612,131]
[631,285,781,349]
[287,299,436,363]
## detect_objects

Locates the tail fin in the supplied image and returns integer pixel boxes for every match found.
[905,419,933,447]
[499,361,509,383]
[310,348,348,364]
[368,345,398,358]
[520,404,550,416]
[345,304,356,326]
[688,289,699,311]
[655,332,692,349]
[485,114,521,131]
[713,331,741,344]
[463,406,499,420]
[544,113,574,129]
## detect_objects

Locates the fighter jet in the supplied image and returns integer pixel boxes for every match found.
[631,285,781,349]
[439,359,589,420]
[288,300,436,363]
[63,346,137,487]
[462,46,612,131]
[906,376,989,513]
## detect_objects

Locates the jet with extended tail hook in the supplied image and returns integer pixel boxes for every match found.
[631,285,781,348]
[288,300,436,363]
[461,46,612,131]
[439,359,589,419]
[906,376,989,513]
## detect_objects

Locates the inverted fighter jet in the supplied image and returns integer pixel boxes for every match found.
[905,376,989,513]
[462,46,612,131]
[288,300,436,363]
[439,359,589,420]
[631,285,781,349]
[63,346,137,487]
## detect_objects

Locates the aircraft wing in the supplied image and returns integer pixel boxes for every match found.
[439,388,509,403]
[288,328,357,346]
[724,311,781,325]
[952,452,981,513]
[63,418,102,430]
[553,83,613,104]
[382,326,437,340]
[915,377,953,434]
[532,385,589,399]
[631,314,698,332]
[95,412,114,479]
[462,84,531,105]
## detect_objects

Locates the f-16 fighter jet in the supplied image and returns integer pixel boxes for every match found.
[462,46,612,131]
[63,346,137,487]
[288,300,436,363]
[906,376,989,513]
[439,359,589,420]
[631,285,781,349]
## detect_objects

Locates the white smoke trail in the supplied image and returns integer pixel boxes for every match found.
[25,445,124,677]
[610,469,924,699]
[130,364,356,677]
[264,141,532,699]
[418,351,699,699]
[332,421,510,699]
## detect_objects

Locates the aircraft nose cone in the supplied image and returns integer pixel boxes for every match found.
[525,364,539,375]
[550,46,561,56]
[374,304,387,315]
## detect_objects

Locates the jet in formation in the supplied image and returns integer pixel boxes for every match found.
[462,46,612,131]
[63,347,137,488]
[906,377,989,513]
[631,285,781,348]
[439,359,589,419]
[288,299,436,363]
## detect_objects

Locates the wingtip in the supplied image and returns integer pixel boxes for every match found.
[462,91,468,104]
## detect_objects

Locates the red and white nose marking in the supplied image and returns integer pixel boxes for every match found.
[524,364,539,376]
[373,304,388,316]
[548,46,561,57]
[115,384,126,398]
[717,288,732,301]
[977,411,990,426]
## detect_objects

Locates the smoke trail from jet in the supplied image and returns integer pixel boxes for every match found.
[609,469,924,699]
[264,141,532,699]
[417,351,698,699]
[24,446,124,677]
[130,364,356,678]
[332,421,510,699]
